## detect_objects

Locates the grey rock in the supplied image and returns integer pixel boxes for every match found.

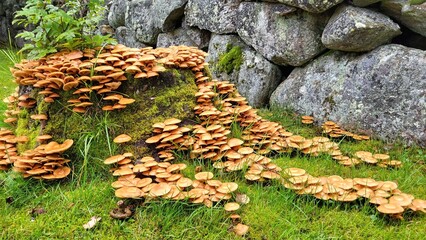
[157,27,210,49]
[270,44,426,147]
[207,34,282,107]
[108,0,127,28]
[125,0,187,45]
[185,0,240,34]
[381,0,426,37]
[322,5,401,52]
[115,26,148,48]
[273,0,343,13]
[351,0,381,7]
[0,3,5,16]
[237,2,331,66]
[0,18,8,43]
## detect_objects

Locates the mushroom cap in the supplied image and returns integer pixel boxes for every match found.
[283,168,306,177]
[373,153,390,161]
[164,118,181,125]
[389,194,413,207]
[30,114,48,120]
[261,171,281,179]
[44,139,74,154]
[233,223,249,236]
[194,171,214,181]
[224,202,240,212]
[377,203,405,214]
[288,135,305,143]
[52,166,71,179]
[115,186,144,199]
[149,182,172,197]
[113,134,132,144]
[104,154,126,164]
[177,177,193,188]
[369,196,389,205]
[237,147,254,155]
[410,199,426,211]
[146,134,163,144]
[36,135,52,142]
[216,182,238,194]
[118,98,135,105]
[227,138,244,148]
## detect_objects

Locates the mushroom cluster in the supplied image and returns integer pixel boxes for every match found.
[105,154,240,208]
[322,121,370,141]
[12,139,73,179]
[9,45,207,114]
[301,115,314,124]
[0,128,19,170]
[352,151,402,168]
[281,167,426,218]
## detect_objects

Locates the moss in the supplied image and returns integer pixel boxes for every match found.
[13,67,198,173]
[217,44,243,75]
[14,109,39,153]
[108,68,197,157]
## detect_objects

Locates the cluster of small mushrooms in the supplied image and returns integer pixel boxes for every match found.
[8,44,207,113]
[1,44,425,236]
[281,167,426,218]
[12,140,73,179]
[0,128,19,170]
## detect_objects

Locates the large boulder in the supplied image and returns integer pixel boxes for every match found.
[237,2,331,66]
[381,0,426,37]
[270,44,426,146]
[157,19,210,49]
[206,34,282,108]
[322,5,401,52]
[115,26,147,48]
[185,0,241,34]
[125,0,187,45]
[271,0,343,13]
[108,0,127,28]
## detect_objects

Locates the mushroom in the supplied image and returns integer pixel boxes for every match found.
[224,202,240,212]
[113,134,132,144]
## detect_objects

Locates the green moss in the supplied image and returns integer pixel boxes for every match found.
[14,109,39,153]
[108,69,197,157]
[217,44,243,75]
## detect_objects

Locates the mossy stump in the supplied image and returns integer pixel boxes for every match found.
[14,68,198,161]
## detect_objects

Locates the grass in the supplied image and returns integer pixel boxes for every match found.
[1,52,425,239]
[0,46,21,128]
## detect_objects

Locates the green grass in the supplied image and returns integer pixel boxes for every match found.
[1,53,425,239]
[0,47,21,128]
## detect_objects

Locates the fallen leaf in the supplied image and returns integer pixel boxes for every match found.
[83,216,101,230]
